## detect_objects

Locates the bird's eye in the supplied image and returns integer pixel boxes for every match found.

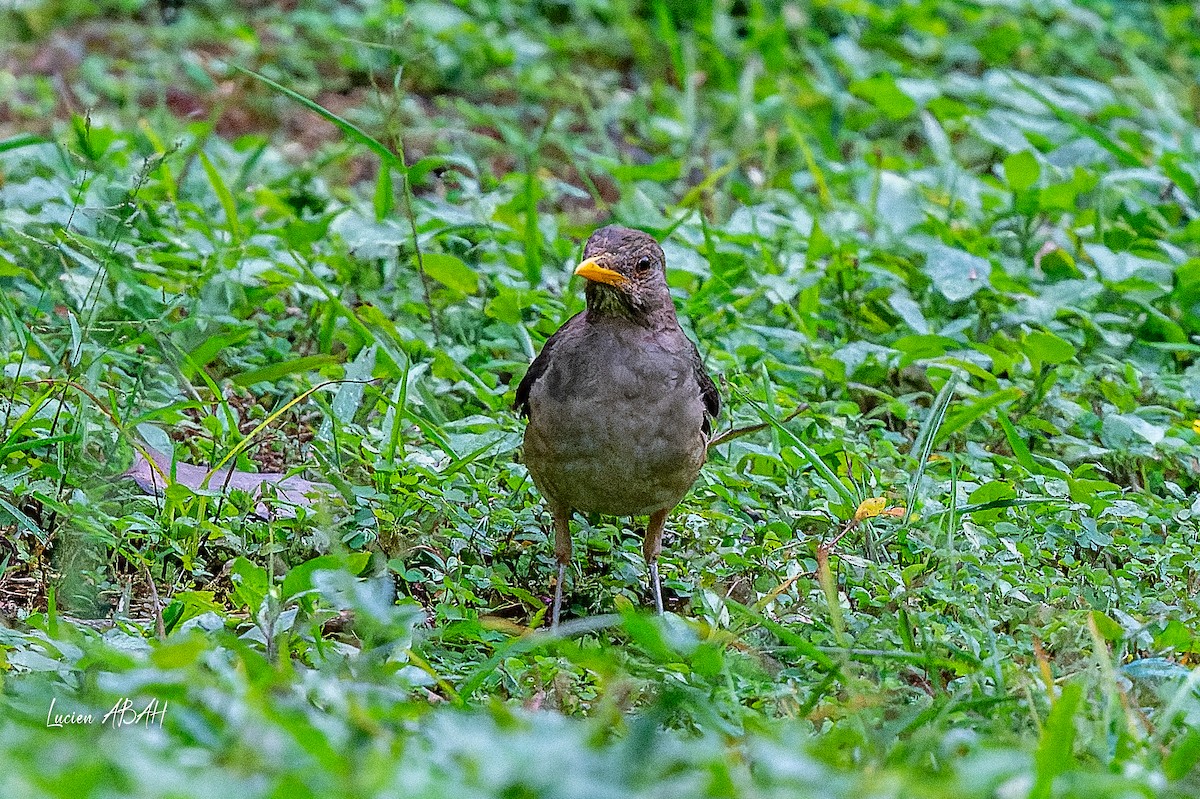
[636,257,653,273]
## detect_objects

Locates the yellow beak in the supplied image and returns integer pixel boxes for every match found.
[574,257,630,289]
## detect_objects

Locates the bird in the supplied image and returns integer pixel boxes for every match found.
[514,225,720,627]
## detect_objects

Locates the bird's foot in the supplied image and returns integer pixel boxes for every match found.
[649,561,664,615]
[551,562,566,629]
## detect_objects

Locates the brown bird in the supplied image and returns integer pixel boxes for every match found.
[515,225,720,626]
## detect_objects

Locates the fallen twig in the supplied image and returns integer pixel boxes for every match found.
[707,404,807,449]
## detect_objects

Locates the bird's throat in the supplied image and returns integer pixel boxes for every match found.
[585,283,640,320]
[584,282,681,330]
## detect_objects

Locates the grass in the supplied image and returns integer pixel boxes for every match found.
[2,0,1200,795]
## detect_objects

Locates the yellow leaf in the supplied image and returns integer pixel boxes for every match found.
[854,497,888,521]
[480,616,530,636]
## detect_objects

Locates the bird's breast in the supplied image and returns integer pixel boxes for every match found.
[523,326,708,516]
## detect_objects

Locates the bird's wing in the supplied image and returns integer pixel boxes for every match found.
[689,340,721,435]
[514,311,587,417]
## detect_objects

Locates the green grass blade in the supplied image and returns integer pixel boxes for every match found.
[903,370,959,524]
[228,63,406,173]
[741,393,859,507]
[197,150,242,244]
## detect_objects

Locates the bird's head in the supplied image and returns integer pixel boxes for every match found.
[574,225,673,323]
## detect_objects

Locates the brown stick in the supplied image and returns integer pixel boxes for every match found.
[707,404,807,449]
[141,561,166,641]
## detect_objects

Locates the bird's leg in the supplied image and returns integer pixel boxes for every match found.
[642,509,670,614]
[551,506,573,629]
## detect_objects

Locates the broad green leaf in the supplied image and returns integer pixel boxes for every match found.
[1024,331,1076,373]
[318,344,376,442]
[486,284,534,325]
[925,244,991,302]
[1101,413,1166,448]
[1086,244,1172,286]
[1004,150,1040,192]
[230,557,270,613]
[185,329,254,374]
[1090,610,1124,642]
[966,481,1017,523]
[1165,729,1200,781]
[849,74,917,120]
[422,252,479,295]
[232,354,341,387]
[1038,247,1079,280]
[1154,620,1195,651]
[282,553,371,600]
